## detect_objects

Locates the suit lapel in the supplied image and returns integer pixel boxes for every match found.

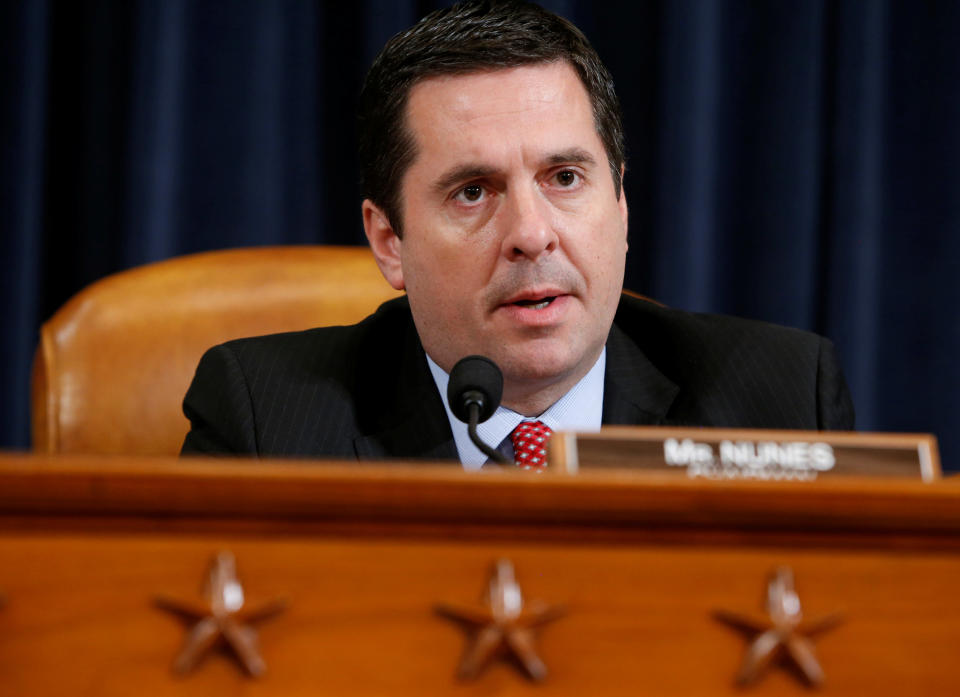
[352,313,458,461]
[602,323,679,425]
[354,398,457,461]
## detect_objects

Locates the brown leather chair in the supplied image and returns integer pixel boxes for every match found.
[32,246,403,456]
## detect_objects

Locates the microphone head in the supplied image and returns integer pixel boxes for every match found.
[447,355,503,424]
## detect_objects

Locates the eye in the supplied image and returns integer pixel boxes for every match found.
[555,169,580,187]
[454,184,486,204]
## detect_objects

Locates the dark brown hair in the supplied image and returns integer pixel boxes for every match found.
[358,0,625,236]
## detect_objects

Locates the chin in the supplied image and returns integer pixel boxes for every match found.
[493,346,584,386]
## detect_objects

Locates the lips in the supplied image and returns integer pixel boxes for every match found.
[512,296,556,310]
[492,289,572,328]
[501,289,566,310]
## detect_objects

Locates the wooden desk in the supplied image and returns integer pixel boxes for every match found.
[0,454,958,695]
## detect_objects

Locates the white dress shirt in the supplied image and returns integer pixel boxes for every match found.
[426,350,606,470]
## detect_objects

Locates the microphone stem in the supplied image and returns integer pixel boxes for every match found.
[467,404,510,465]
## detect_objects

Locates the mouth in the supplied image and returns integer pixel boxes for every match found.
[511,296,557,310]
[501,288,567,310]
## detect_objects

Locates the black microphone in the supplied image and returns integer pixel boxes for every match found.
[447,355,510,465]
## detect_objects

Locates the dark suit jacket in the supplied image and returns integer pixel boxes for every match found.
[180,294,855,458]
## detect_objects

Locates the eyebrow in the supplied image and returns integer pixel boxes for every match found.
[544,148,598,168]
[430,148,600,194]
[431,165,499,194]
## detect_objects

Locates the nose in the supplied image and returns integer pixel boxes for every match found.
[499,184,558,262]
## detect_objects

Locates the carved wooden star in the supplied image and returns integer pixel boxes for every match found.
[155,551,287,677]
[714,566,843,688]
[436,558,566,682]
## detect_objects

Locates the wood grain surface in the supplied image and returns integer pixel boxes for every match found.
[0,454,958,696]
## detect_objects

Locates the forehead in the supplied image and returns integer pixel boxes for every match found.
[403,62,603,170]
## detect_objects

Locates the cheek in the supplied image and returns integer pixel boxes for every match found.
[409,225,500,286]
[569,209,626,271]
[403,239,473,313]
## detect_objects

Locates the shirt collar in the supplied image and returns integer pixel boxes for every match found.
[426,350,606,470]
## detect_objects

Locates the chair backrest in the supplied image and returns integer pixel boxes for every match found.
[32,245,403,456]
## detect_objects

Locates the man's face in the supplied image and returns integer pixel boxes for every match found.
[364,62,628,413]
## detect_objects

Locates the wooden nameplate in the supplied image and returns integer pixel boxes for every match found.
[548,427,941,481]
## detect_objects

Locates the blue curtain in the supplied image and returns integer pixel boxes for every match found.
[3,1,958,470]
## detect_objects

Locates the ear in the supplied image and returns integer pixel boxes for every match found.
[362,199,405,290]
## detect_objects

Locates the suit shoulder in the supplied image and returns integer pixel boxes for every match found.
[182,296,416,457]
[614,294,821,366]
[612,294,847,429]
[216,295,412,369]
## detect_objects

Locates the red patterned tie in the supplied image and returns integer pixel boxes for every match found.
[509,420,553,471]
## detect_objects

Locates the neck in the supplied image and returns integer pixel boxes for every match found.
[500,356,600,417]
[501,384,570,417]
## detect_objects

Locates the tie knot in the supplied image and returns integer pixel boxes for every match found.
[509,420,552,470]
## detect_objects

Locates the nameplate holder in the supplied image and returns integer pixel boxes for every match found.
[548,427,940,481]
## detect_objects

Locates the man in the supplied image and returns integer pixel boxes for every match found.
[181,0,854,465]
